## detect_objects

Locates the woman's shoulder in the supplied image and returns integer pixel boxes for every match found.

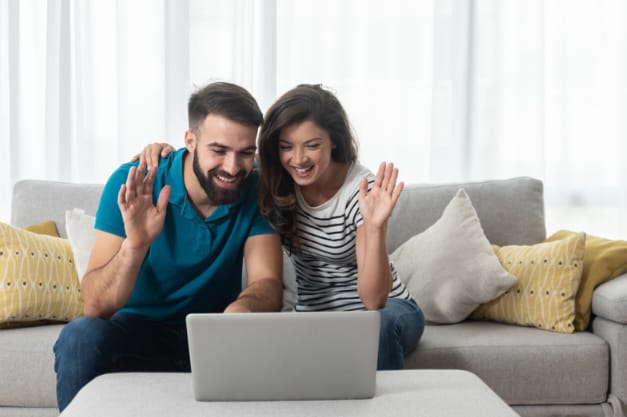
[336,162,373,201]
[344,162,373,184]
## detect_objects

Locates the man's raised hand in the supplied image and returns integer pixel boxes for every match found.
[117,160,171,251]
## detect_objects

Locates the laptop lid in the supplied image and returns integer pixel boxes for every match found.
[185,311,380,401]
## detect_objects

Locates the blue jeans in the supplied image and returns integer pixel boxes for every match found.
[53,312,189,411]
[377,298,425,370]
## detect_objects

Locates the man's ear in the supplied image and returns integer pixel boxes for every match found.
[184,129,196,151]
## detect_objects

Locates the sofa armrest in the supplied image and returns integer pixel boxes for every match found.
[592,274,627,414]
[592,273,627,325]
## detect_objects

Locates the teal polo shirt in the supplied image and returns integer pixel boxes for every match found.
[94,148,275,325]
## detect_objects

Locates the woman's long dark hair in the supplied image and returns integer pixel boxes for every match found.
[258,84,358,252]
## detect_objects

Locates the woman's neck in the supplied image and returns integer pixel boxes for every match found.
[300,162,352,207]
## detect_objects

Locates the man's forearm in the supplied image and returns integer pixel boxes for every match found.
[81,240,149,319]
[225,278,283,313]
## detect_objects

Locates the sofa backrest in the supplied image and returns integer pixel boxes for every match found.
[387,176,546,252]
[11,179,104,238]
[11,176,546,248]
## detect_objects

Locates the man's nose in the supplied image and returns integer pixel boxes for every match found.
[222,152,239,175]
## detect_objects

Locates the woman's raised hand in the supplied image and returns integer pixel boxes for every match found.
[358,162,404,230]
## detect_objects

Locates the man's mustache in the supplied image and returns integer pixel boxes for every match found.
[209,169,246,181]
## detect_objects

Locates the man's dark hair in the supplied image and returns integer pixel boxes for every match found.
[188,82,263,130]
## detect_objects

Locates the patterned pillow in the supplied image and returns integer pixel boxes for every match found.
[0,222,83,328]
[546,230,627,331]
[23,220,60,237]
[471,232,585,333]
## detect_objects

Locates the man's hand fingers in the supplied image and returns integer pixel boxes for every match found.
[156,185,171,214]
[125,166,138,201]
[143,166,156,195]
[118,183,127,208]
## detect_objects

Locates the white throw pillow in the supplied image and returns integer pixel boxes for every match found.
[389,188,516,324]
[65,208,96,283]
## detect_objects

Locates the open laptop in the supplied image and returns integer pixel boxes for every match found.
[185,310,380,401]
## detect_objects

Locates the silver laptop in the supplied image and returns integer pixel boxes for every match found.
[185,311,380,401]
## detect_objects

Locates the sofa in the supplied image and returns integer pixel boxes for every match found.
[1,176,626,417]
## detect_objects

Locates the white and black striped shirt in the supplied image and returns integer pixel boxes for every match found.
[291,163,411,311]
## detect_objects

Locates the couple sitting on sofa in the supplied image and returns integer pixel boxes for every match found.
[53,81,425,411]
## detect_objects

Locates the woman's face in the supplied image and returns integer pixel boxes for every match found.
[278,120,335,188]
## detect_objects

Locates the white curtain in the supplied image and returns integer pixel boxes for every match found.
[2,0,626,238]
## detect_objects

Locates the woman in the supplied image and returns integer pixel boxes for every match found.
[139,84,424,369]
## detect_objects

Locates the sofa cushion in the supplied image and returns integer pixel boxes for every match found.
[387,177,546,253]
[592,316,627,406]
[472,233,586,333]
[406,321,608,405]
[390,189,516,323]
[0,324,63,407]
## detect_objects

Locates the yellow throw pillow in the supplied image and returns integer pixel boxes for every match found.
[471,232,585,333]
[546,230,627,331]
[0,222,83,328]
[23,220,60,237]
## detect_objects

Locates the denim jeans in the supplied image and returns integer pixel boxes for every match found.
[53,312,190,411]
[377,297,425,370]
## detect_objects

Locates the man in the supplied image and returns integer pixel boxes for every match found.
[53,82,283,411]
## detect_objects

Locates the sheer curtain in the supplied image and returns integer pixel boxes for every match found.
[0,0,193,214]
[2,0,626,238]
[468,1,627,239]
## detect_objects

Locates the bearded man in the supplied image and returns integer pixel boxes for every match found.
[53,82,283,411]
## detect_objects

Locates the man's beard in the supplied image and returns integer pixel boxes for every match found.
[193,148,249,205]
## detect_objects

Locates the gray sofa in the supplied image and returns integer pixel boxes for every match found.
[2,177,626,417]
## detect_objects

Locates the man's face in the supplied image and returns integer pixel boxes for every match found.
[189,114,258,205]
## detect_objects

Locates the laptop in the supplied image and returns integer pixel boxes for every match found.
[185,310,380,401]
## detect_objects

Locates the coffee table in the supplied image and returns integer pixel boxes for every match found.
[60,369,520,416]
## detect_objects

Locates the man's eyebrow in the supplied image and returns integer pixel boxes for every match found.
[207,142,257,152]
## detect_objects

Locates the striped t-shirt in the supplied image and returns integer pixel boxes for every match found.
[291,162,411,312]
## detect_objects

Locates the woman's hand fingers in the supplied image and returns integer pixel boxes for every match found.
[132,142,176,170]
[375,162,400,194]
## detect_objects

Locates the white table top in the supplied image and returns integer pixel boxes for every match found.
[61,369,520,417]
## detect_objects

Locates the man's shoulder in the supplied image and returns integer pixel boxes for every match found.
[102,161,136,193]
